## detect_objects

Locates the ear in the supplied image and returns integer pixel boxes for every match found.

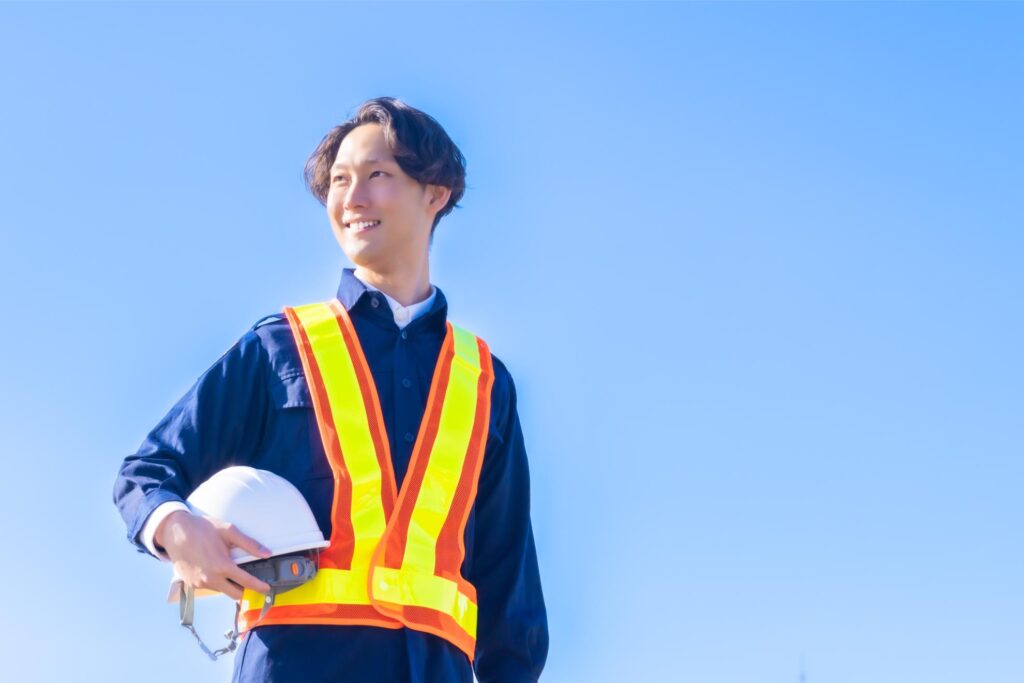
[425,184,452,211]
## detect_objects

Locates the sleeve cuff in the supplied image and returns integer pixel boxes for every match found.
[140,501,191,561]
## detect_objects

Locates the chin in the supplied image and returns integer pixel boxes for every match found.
[343,244,385,270]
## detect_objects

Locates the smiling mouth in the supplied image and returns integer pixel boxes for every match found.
[346,220,381,234]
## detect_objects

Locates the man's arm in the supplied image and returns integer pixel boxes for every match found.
[470,359,549,683]
[140,500,190,559]
[112,325,269,559]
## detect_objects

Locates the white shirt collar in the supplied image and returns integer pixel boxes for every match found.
[351,271,437,330]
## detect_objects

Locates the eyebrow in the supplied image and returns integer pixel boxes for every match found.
[330,158,390,171]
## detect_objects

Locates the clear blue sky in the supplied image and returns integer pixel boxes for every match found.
[0,3,1020,682]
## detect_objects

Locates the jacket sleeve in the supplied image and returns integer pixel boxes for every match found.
[470,361,549,682]
[112,325,269,558]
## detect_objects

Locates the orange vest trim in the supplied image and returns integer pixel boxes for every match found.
[238,298,494,662]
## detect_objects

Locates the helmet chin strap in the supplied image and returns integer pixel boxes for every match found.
[179,583,242,661]
[178,550,320,661]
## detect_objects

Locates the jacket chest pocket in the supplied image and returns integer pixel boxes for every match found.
[263,372,333,481]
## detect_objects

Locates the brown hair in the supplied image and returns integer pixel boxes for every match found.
[304,97,467,235]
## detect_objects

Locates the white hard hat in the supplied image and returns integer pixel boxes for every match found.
[166,466,329,603]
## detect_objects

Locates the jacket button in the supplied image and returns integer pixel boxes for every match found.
[401,378,412,389]
[370,296,380,308]
[400,330,408,340]
[404,432,415,443]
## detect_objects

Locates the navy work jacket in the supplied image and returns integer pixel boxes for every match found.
[112,269,549,683]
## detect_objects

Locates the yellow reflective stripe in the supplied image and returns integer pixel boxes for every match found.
[240,567,373,612]
[373,566,477,638]
[293,302,386,566]
[401,325,481,573]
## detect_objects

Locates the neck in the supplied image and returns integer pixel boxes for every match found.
[353,260,432,307]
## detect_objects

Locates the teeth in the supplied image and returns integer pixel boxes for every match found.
[349,220,380,230]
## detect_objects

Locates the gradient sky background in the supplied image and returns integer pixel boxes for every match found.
[0,3,1021,682]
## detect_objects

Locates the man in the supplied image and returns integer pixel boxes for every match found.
[113,97,548,682]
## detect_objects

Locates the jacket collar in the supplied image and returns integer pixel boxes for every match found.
[335,267,448,333]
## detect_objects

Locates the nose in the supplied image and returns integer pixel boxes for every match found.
[342,177,370,212]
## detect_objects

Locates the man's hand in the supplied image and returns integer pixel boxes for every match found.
[156,510,273,600]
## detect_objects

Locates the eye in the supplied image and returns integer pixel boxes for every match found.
[332,171,384,184]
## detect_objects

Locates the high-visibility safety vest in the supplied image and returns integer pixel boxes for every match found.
[238,298,494,662]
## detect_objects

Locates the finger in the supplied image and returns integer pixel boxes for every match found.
[226,563,272,595]
[222,524,273,559]
[209,576,244,601]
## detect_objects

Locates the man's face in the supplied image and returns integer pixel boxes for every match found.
[326,123,447,274]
